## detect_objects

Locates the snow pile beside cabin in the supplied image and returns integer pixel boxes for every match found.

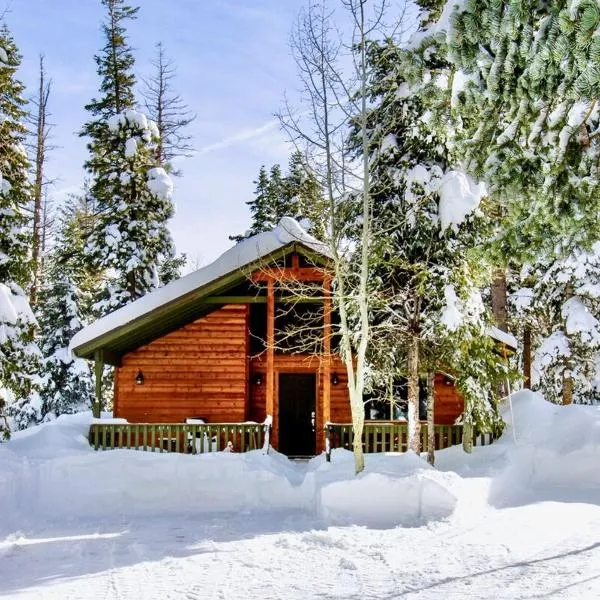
[0,413,459,530]
[70,217,329,351]
[3,389,600,532]
[437,390,600,506]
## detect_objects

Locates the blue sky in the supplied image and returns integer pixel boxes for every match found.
[7,0,306,267]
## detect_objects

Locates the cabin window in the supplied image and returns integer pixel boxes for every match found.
[275,302,323,353]
[364,377,428,421]
[249,303,267,354]
[298,253,314,267]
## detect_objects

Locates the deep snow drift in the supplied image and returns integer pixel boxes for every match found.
[2,390,600,599]
[2,390,600,529]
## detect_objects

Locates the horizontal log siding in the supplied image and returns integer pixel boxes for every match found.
[329,357,352,423]
[115,305,249,423]
[433,373,464,424]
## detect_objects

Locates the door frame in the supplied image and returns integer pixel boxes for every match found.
[277,370,318,456]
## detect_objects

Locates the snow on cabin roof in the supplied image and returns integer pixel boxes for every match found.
[487,326,518,350]
[70,218,330,357]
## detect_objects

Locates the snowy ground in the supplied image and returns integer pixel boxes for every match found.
[2,391,600,599]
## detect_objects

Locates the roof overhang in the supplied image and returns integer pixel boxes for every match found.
[72,241,329,364]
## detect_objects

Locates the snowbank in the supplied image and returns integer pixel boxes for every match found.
[492,390,600,504]
[0,414,458,531]
[3,391,600,533]
[309,450,459,528]
[436,390,600,507]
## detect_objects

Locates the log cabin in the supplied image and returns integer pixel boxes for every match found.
[71,218,516,457]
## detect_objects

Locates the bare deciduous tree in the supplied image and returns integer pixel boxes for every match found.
[142,41,195,176]
[278,0,402,474]
[27,54,53,306]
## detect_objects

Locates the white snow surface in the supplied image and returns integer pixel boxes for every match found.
[562,296,600,344]
[437,170,486,233]
[0,46,8,64]
[0,283,18,325]
[406,0,467,49]
[71,218,330,352]
[124,137,138,158]
[147,167,173,200]
[440,284,462,331]
[487,325,518,350]
[2,390,600,598]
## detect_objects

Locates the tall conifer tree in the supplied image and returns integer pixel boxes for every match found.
[360,31,507,450]
[411,0,600,405]
[0,24,43,435]
[82,0,175,314]
[231,153,324,242]
[37,198,96,419]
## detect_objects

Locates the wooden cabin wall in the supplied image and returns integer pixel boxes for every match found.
[433,373,464,424]
[114,304,249,423]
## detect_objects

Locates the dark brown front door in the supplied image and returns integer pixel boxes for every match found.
[278,373,316,456]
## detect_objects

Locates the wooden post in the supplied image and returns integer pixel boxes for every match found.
[266,279,275,444]
[523,326,532,389]
[322,276,332,453]
[94,349,104,418]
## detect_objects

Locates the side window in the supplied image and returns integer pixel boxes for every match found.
[364,377,428,420]
[249,303,267,355]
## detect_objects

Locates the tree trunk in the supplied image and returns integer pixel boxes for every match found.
[491,268,508,331]
[407,335,421,453]
[563,357,573,405]
[30,55,51,307]
[523,325,532,389]
[462,422,473,453]
[426,371,435,466]
[350,392,365,473]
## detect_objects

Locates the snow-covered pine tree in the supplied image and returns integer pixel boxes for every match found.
[411,0,600,254]
[410,0,600,406]
[85,110,175,313]
[0,24,43,435]
[229,165,273,242]
[231,155,324,242]
[283,150,325,238]
[360,33,506,451]
[510,244,600,405]
[81,0,175,313]
[37,199,96,419]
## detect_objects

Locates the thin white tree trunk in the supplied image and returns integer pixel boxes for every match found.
[407,335,421,453]
[426,371,435,465]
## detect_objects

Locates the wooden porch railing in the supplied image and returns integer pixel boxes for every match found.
[325,422,495,461]
[88,422,271,454]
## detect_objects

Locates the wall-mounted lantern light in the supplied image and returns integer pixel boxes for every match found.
[135,369,144,385]
[331,372,339,386]
[254,373,263,385]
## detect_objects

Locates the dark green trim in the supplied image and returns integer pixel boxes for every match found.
[204,295,324,304]
[204,296,267,304]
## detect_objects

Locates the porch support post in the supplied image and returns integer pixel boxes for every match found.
[94,349,104,418]
[266,279,275,440]
[322,275,332,453]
